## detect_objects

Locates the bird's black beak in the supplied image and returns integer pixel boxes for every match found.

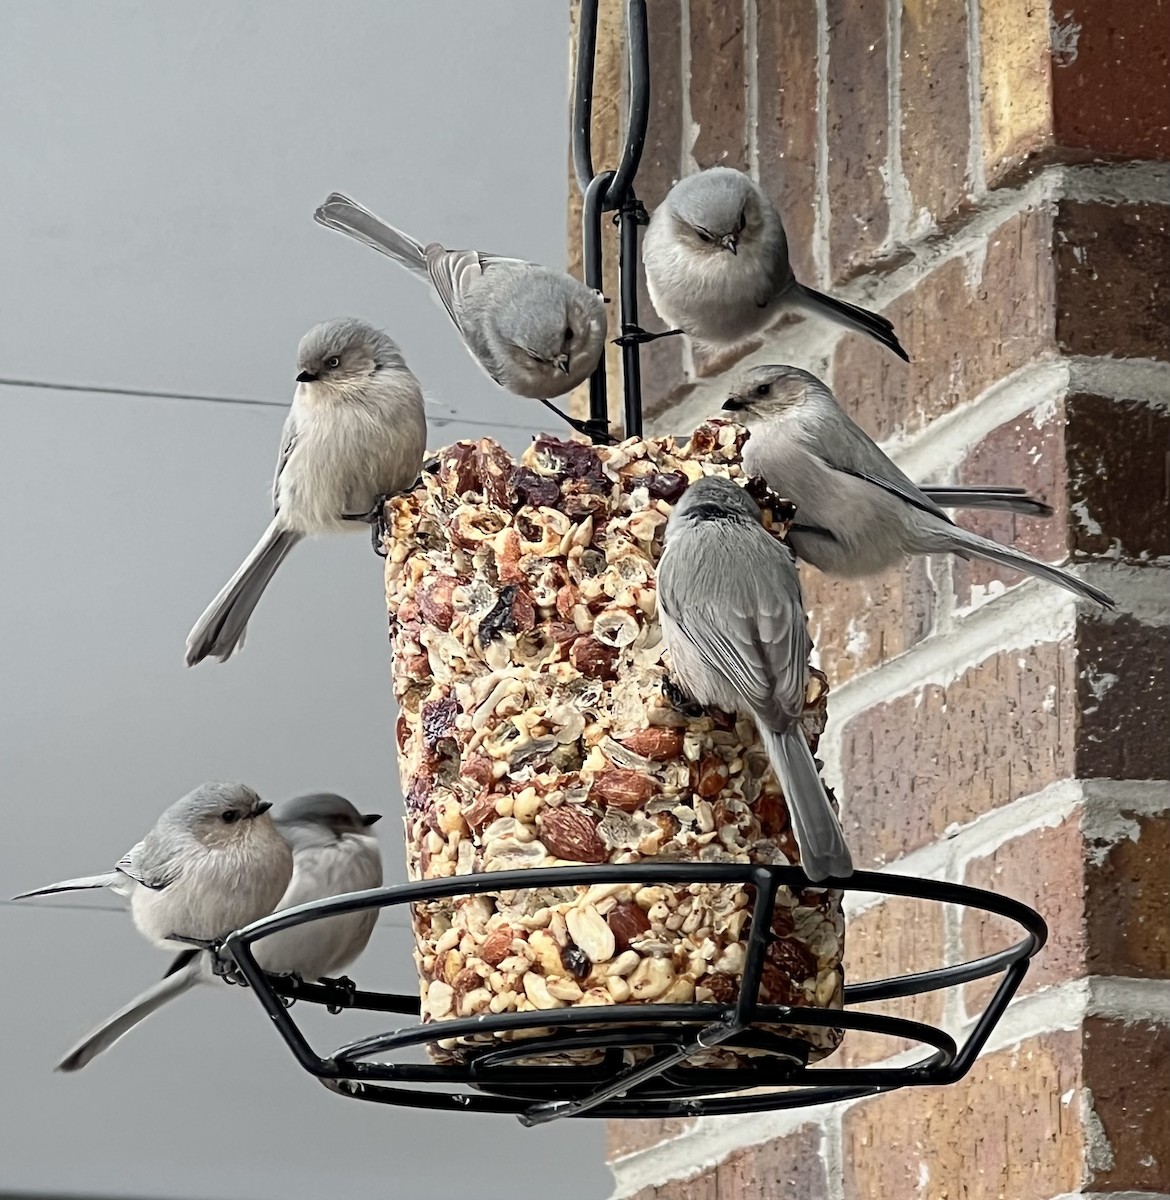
[296,370,317,384]
[722,396,747,412]
[361,813,382,826]
[720,235,738,255]
[252,801,273,818]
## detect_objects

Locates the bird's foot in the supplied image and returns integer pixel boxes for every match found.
[536,398,616,446]
[320,974,358,1014]
[662,674,705,718]
[613,326,684,348]
[341,496,392,556]
[167,935,249,985]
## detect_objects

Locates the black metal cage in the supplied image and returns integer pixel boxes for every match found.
[222,863,1046,1126]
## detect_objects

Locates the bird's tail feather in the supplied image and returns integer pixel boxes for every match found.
[56,955,211,1072]
[943,527,1115,608]
[185,521,302,666]
[313,192,428,275]
[921,485,1053,518]
[760,725,854,883]
[12,872,119,900]
[792,282,910,362]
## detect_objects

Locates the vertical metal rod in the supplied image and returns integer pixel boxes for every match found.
[582,171,613,434]
[572,0,600,193]
[618,198,645,439]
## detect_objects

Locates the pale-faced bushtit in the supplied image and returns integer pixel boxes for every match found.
[251,792,383,981]
[724,365,1114,608]
[13,782,293,951]
[314,192,607,437]
[635,167,907,361]
[39,793,382,1072]
[185,318,427,666]
[656,476,854,883]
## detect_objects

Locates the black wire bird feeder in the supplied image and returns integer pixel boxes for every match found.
[222,0,1048,1124]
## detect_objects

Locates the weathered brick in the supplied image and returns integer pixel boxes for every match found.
[1067,395,1170,563]
[961,814,1087,1015]
[840,641,1077,864]
[688,0,747,171]
[900,0,971,226]
[801,558,935,688]
[826,0,890,278]
[842,1032,1084,1200]
[832,206,1054,442]
[979,0,1052,185]
[1083,1017,1170,1192]
[1086,811,1170,979]
[838,896,948,1067]
[952,406,1071,606]
[757,0,820,283]
[632,1172,719,1200]
[1050,0,1170,160]
[607,1116,695,1162]
[714,1125,829,1200]
[1076,614,1170,780]
[1055,201,1170,361]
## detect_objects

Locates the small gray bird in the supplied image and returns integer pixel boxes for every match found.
[13,782,293,950]
[38,793,382,1072]
[656,476,854,883]
[185,318,427,666]
[314,192,607,437]
[723,365,1114,607]
[251,793,383,981]
[634,167,907,361]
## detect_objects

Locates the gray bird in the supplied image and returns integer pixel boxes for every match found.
[40,793,382,1073]
[723,365,1114,607]
[185,318,427,666]
[656,475,854,883]
[250,792,383,982]
[314,192,608,438]
[12,782,293,951]
[633,167,907,361]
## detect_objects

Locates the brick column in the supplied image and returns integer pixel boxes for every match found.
[571,2,1170,1197]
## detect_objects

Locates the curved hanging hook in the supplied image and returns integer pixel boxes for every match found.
[572,0,651,441]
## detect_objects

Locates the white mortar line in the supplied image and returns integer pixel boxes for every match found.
[1068,356,1170,410]
[679,0,697,176]
[744,0,760,182]
[1049,1193,1170,1200]
[884,0,915,246]
[608,976,1170,1197]
[812,0,831,289]
[1082,563,1170,626]
[821,1107,845,1200]
[658,161,1170,432]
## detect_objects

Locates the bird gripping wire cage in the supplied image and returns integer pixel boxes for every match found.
[219,0,1047,1125]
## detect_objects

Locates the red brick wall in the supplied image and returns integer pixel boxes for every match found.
[569,1,1170,1196]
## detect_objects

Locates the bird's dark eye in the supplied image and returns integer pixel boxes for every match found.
[527,350,544,363]
[325,355,341,369]
[736,210,747,233]
[754,383,771,397]
[564,326,574,342]
[696,229,714,243]
[221,810,240,824]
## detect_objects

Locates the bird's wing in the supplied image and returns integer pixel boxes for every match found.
[117,834,180,892]
[658,525,809,720]
[809,409,954,525]
[272,410,298,515]
[422,245,491,333]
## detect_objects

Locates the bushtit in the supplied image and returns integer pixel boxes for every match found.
[634,167,907,361]
[185,318,427,666]
[251,792,383,981]
[314,192,608,437]
[13,782,293,951]
[656,476,854,883]
[724,365,1114,607]
[39,792,383,1072]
